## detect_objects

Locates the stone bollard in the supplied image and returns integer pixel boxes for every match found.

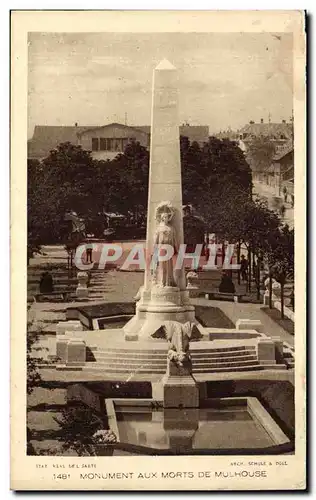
[257,338,276,365]
[56,337,69,366]
[67,338,86,367]
[271,336,284,363]
[186,272,199,298]
[76,271,89,299]
[56,337,86,369]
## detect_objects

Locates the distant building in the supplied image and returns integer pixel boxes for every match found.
[213,129,239,141]
[264,144,294,196]
[27,125,97,161]
[78,123,150,161]
[239,119,293,153]
[28,123,209,161]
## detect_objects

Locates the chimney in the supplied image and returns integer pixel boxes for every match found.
[260,118,264,124]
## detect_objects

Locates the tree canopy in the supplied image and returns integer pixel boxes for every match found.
[27,135,293,283]
[246,135,276,173]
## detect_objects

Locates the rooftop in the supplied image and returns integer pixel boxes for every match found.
[28,123,210,160]
[240,122,293,140]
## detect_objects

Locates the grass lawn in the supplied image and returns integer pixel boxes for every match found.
[261,307,294,335]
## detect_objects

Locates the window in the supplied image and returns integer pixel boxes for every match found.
[100,138,107,151]
[91,138,99,151]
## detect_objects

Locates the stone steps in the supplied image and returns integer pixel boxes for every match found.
[86,357,258,368]
[191,349,256,359]
[83,363,264,374]
[85,344,261,373]
[89,345,255,355]
[193,364,263,373]
[86,343,261,374]
[87,353,258,364]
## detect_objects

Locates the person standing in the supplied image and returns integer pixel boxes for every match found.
[39,268,54,293]
[291,193,294,208]
[219,271,236,294]
[240,255,248,282]
[280,204,286,218]
[283,185,288,203]
[85,242,93,264]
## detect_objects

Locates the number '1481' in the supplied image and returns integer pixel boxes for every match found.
[53,474,70,480]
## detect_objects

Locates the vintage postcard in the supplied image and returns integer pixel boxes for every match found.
[11,10,306,490]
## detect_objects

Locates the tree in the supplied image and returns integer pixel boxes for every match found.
[28,142,106,256]
[107,141,149,218]
[266,224,294,318]
[240,197,282,296]
[181,136,252,228]
[41,142,102,217]
[246,136,276,177]
[27,320,44,395]
[27,158,54,260]
[53,404,105,456]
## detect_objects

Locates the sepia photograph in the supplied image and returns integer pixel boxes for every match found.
[11,10,306,490]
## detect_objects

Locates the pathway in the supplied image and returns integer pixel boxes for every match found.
[253,181,294,228]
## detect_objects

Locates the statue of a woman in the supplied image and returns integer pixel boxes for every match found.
[152,202,178,287]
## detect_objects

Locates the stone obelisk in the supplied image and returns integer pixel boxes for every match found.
[124,59,199,341]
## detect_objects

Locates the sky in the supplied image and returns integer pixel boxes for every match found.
[28,32,293,138]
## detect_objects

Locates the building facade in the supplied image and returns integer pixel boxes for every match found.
[239,119,293,154]
[28,123,209,161]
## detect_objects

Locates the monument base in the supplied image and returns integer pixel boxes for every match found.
[162,374,199,408]
[123,286,204,340]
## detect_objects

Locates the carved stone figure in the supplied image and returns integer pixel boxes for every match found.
[151,202,178,287]
[164,321,195,367]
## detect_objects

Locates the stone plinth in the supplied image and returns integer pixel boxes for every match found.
[76,271,89,299]
[236,319,263,333]
[56,336,86,369]
[56,320,83,335]
[257,338,276,365]
[187,285,199,298]
[124,288,199,340]
[67,338,86,367]
[163,376,199,408]
[166,357,192,377]
[271,336,284,362]
[163,358,199,408]
[56,337,68,365]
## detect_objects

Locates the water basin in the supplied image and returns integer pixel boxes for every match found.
[105,397,291,454]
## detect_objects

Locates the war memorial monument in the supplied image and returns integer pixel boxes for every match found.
[28,60,295,456]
